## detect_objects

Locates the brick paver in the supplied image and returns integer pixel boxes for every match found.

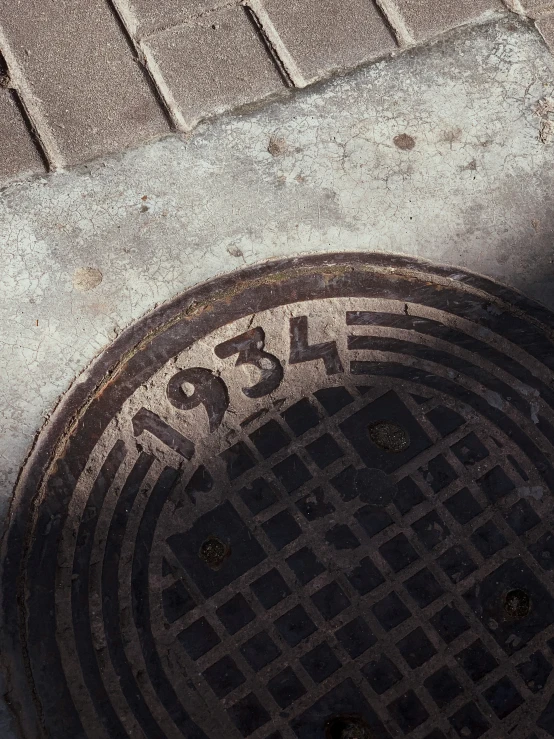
[395,0,503,41]
[521,0,554,13]
[129,0,241,34]
[260,0,396,83]
[0,85,44,180]
[538,12,554,45]
[0,0,169,167]
[144,6,285,126]
[0,0,551,182]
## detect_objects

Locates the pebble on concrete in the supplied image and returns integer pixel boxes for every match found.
[73,268,103,291]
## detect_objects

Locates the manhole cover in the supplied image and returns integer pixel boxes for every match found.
[4,254,554,739]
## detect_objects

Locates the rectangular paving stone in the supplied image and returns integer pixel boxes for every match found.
[129,0,241,35]
[262,0,396,84]
[396,0,503,41]
[144,6,285,125]
[538,13,554,49]
[0,88,44,179]
[521,1,554,13]
[1,0,169,166]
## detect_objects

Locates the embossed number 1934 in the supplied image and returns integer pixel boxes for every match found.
[131,316,342,457]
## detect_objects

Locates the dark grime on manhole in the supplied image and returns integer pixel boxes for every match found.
[200,536,230,569]
[5,254,554,739]
[325,714,372,739]
[504,589,531,621]
[368,421,410,453]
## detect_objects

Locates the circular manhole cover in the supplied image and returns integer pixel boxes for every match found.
[4,254,554,739]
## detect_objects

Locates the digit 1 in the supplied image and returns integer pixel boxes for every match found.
[132,408,195,459]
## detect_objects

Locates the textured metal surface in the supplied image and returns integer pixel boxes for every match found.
[4,254,554,739]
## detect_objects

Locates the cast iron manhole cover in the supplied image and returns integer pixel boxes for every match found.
[4,254,554,739]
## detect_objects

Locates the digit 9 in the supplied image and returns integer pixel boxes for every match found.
[166,367,229,433]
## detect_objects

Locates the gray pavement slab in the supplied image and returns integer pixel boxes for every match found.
[259,0,396,83]
[2,2,554,184]
[522,0,554,13]
[129,0,242,34]
[0,87,44,180]
[395,0,503,40]
[0,0,170,166]
[538,12,554,46]
[144,6,286,125]
[2,1,540,185]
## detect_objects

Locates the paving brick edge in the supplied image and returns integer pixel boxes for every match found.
[0,2,550,186]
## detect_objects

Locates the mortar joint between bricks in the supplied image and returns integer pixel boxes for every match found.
[242,0,308,88]
[106,0,190,132]
[374,0,415,47]
[0,27,63,169]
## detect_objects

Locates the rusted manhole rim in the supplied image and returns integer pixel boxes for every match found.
[3,253,554,739]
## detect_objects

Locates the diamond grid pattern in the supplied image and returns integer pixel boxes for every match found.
[157,381,554,738]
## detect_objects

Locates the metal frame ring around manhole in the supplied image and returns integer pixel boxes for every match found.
[3,253,554,739]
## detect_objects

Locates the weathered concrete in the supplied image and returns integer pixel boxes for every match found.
[1,16,553,522]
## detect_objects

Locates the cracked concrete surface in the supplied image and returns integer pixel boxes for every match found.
[1,17,554,536]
